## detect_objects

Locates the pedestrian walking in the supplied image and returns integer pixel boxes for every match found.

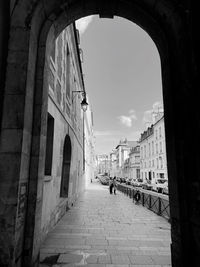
[109,178,113,194]
[134,190,141,204]
[113,176,117,195]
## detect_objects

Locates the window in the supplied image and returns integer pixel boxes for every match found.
[160,173,165,178]
[160,141,162,153]
[66,45,70,98]
[149,143,151,157]
[45,113,54,175]
[159,126,161,138]
[156,143,158,154]
[136,169,140,179]
[160,157,163,168]
[60,135,72,197]
[152,141,154,155]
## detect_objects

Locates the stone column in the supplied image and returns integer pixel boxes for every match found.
[0,2,36,266]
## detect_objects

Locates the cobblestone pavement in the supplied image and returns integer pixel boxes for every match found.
[40,180,171,267]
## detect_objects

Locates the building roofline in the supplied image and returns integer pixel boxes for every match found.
[153,114,164,126]
[72,22,86,94]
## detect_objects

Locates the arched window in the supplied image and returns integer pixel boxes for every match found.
[60,135,72,197]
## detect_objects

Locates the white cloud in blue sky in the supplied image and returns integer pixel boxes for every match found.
[143,101,163,125]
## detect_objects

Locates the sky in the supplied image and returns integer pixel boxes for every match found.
[76,16,163,155]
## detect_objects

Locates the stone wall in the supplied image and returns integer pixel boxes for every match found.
[40,24,86,242]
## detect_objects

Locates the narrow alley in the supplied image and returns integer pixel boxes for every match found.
[40,180,171,267]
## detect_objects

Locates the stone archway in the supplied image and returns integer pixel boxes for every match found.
[0,1,199,266]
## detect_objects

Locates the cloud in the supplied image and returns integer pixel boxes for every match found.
[129,109,137,120]
[142,101,164,126]
[118,109,137,127]
[153,101,164,111]
[143,110,152,124]
[118,116,132,127]
[75,16,94,35]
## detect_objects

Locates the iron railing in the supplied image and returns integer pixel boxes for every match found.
[117,183,170,222]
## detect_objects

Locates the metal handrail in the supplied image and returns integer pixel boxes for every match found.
[117,183,170,221]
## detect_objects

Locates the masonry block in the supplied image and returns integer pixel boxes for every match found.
[0,153,21,182]
[0,128,23,153]
[1,94,25,129]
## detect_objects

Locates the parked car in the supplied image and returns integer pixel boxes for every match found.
[99,175,109,185]
[142,180,153,190]
[131,178,144,187]
[125,178,132,185]
[152,178,168,193]
[119,177,126,183]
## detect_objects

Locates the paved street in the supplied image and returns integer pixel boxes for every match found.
[40,179,171,267]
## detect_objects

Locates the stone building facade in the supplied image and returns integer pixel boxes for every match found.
[40,24,87,241]
[40,23,87,241]
[96,154,110,175]
[109,149,117,177]
[140,113,168,183]
[115,139,137,177]
[129,145,140,180]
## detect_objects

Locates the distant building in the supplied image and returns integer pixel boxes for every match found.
[115,139,138,177]
[139,113,168,182]
[129,145,140,180]
[109,149,117,177]
[96,154,110,175]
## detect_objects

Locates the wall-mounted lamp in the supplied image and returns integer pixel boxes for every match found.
[72,91,88,112]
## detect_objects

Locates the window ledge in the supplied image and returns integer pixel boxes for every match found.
[44,175,53,182]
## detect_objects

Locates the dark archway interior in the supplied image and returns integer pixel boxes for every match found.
[0,1,200,267]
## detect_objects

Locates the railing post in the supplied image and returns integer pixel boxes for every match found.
[149,194,151,209]
[142,192,144,206]
[158,197,161,216]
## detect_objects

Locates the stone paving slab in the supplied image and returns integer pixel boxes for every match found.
[40,180,171,267]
